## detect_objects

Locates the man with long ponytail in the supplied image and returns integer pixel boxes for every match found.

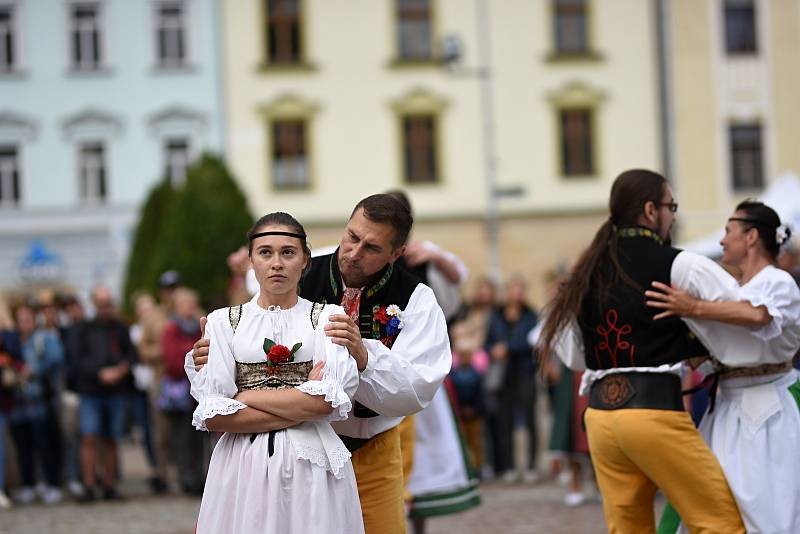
[538,170,745,533]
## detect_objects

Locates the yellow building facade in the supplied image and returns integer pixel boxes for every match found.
[220,0,664,302]
[668,0,800,242]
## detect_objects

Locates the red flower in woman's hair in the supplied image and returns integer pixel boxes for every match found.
[374,307,389,325]
[267,344,293,364]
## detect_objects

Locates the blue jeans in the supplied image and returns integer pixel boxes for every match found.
[79,394,127,439]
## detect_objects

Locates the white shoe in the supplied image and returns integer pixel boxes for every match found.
[501,470,519,484]
[564,491,587,507]
[41,486,63,505]
[0,491,12,509]
[522,470,540,484]
[14,486,36,504]
[67,480,85,498]
[556,470,572,486]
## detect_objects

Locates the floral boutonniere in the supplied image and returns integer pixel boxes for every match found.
[373,304,405,347]
[263,338,302,365]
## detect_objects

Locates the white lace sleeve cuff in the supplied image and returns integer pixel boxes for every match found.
[739,289,782,341]
[296,379,353,422]
[192,396,248,431]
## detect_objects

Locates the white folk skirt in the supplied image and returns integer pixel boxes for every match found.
[679,370,800,534]
[196,429,364,534]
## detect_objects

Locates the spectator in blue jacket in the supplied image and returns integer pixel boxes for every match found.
[484,275,539,483]
[6,303,64,505]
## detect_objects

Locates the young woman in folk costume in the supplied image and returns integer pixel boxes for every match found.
[190,212,363,534]
[647,200,800,534]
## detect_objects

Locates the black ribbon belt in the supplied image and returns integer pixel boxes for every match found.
[338,434,371,453]
[249,429,283,457]
[352,401,379,418]
[682,372,720,414]
[589,372,683,411]
[337,426,396,453]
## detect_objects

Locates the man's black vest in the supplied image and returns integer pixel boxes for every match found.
[301,251,421,341]
[300,250,423,418]
[578,227,706,370]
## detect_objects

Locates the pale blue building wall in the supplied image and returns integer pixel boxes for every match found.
[1,0,224,207]
[0,0,225,301]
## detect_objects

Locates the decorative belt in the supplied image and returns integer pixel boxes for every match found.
[719,361,793,379]
[235,360,313,392]
[589,372,683,411]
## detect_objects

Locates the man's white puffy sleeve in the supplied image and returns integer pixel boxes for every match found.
[669,251,790,366]
[670,251,740,302]
[355,284,451,417]
[553,319,586,371]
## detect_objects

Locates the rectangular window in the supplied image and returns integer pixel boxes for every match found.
[554,0,588,54]
[156,1,186,67]
[164,138,190,186]
[0,5,17,72]
[724,0,757,54]
[70,3,102,70]
[265,0,301,64]
[0,145,20,206]
[560,108,594,176]
[402,115,438,184]
[271,120,308,189]
[79,142,107,202]
[397,0,432,60]
[730,124,763,190]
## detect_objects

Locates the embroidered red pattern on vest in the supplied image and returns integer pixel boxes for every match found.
[594,309,636,367]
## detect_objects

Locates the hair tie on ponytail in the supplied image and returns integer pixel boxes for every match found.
[776,225,792,247]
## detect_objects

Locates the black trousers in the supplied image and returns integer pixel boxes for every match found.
[164,410,206,492]
[11,416,61,487]
[493,369,538,474]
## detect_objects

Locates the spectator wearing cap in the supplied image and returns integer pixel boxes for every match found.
[70,287,137,502]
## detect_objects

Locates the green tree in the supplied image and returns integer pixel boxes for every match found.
[123,179,175,314]
[123,153,254,313]
[154,153,254,310]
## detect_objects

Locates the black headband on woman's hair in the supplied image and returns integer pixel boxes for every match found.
[728,217,777,229]
[249,231,307,241]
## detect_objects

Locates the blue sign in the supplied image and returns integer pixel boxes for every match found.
[18,240,65,282]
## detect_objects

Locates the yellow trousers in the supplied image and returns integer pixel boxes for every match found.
[585,408,744,534]
[398,415,416,503]
[352,425,406,534]
[461,418,484,472]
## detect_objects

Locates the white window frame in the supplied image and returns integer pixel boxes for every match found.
[0,144,21,207]
[270,118,310,190]
[0,1,24,74]
[67,1,105,71]
[153,0,190,68]
[163,136,191,186]
[78,141,108,204]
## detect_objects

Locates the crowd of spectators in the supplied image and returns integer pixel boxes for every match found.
[0,271,209,509]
